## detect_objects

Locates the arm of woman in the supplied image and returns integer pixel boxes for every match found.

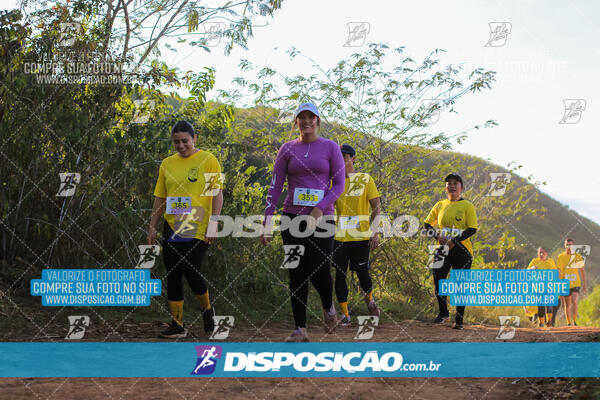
[422,223,438,240]
[206,189,223,244]
[369,197,382,249]
[424,202,444,244]
[262,144,288,244]
[308,145,344,231]
[448,228,477,250]
[147,196,166,245]
[312,142,345,219]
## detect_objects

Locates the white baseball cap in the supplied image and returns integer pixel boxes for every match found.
[294,102,320,119]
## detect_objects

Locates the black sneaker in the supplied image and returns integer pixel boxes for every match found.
[159,320,187,339]
[433,314,450,324]
[203,308,215,334]
[452,322,464,330]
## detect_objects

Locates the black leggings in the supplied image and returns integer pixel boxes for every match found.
[332,240,372,303]
[549,300,561,325]
[432,243,473,323]
[281,213,334,329]
[162,222,209,301]
[537,305,547,321]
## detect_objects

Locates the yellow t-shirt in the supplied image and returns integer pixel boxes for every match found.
[556,252,584,288]
[525,257,557,315]
[424,199,478,255]
[527,257,557,270]
[334,173,380,242]
[153,150,223,241]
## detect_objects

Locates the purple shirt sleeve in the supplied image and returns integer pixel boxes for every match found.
[315,141,345,212]
[264,143,288,222]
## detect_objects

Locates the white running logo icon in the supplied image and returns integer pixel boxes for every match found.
[194,346,218,373]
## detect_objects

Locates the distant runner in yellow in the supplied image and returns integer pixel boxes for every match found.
[556,238,587,326]
[332,144,382,326]
[524,247,557,327]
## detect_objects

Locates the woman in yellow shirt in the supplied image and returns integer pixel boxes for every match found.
[147,121,224,338]
[423,173,478,330]
[525,247,557,327]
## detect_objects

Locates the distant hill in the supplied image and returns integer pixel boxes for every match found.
[220,103,600,282]
[428,150,599,281]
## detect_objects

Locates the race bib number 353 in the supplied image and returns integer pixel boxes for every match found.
[293,188,324,207]
[166,196,192,214]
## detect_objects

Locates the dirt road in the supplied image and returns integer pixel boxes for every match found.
[2,320,598,399]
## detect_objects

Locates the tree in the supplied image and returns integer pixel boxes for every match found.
[0,0,281,272]
[20,0,282,84]
[219,44,543,318]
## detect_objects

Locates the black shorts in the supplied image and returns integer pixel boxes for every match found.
[431,244,473,281]
[570,287,580,295]
[332,240,370,271]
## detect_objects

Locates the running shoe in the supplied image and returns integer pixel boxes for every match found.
[159,320,188,339]
[285,328,309,342]
[433,314,450,324]
[323,304,338,333]
[573,321,578,326]
[203,308,215,334]
[452,322,464,330]
[339,315,351,327]
[367,300,381,317]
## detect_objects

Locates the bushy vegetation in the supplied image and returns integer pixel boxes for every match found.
[0,3,597,329]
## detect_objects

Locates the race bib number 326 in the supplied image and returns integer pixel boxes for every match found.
[166,196,192,214]
[293,188,324,207]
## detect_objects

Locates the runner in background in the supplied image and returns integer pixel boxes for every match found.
[556,239,587,326]
[332,144,382,326]
[524,247,557,327]
[147,120,223,338]
[260,102,345,342]
[423,173,478,330]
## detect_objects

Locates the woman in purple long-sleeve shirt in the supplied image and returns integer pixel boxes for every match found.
[261,102,346,342]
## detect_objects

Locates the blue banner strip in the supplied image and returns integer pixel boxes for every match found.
[1,342,598,378]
